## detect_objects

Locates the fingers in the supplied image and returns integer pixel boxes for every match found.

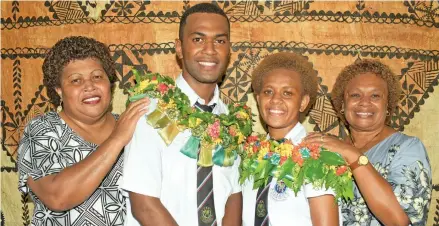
[122,97,150,119]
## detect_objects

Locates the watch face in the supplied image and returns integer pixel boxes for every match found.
[359,155,369,165]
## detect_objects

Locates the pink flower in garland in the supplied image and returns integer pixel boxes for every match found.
[157,83,169,94]
[207,120,221,139]
[229,126,237,136]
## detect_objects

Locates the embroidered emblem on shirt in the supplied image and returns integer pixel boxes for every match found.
[200,206,214,224]
[270,180,289,201]
[256,200,267,217]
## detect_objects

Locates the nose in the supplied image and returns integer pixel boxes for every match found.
[358,96,372,106]
[201,40,216,55]
[83,79,96,92]
[269,91,282,104]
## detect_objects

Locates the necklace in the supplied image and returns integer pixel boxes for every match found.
[350,128,383,151]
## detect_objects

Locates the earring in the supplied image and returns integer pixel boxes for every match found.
[340,108,345,114]
[386,111,390,117]
[57,99,63,113]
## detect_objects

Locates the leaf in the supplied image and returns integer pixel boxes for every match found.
[278,159,294,180]
[319,151,346,166]
[293,169,305,195]
[305,161,324,180]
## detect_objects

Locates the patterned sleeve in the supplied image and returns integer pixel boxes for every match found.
[17,115,67,194]
[388,136,432,226]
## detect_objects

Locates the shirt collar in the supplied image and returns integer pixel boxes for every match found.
[175,74,220,107]
[267,122,307,145]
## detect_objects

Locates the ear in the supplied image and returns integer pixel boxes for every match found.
[55,87,62,98]
[255,93,260,105]
[299,94,310,113]
[175,39,183,60]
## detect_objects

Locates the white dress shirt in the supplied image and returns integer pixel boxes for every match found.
[122,75,241,226]
[242,122,342,226]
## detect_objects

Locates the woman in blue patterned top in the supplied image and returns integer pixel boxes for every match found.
[17,36,149,226]
[305,59,432,226]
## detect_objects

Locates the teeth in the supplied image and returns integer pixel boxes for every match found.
[356,112,373,116]
[269,109,284,114]
[199,62,216,66]
[84,97,100,102]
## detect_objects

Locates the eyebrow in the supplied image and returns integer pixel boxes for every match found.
[67,69,105,78]
[190,32,229,38]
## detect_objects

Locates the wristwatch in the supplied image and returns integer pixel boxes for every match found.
[349,155,369,171]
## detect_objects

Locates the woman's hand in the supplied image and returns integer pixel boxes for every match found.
[109,97,150,146]
[303,132,361,164]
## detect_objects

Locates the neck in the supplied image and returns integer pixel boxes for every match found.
[349,125,388,151]
[61,110,110,130]
[267,122,297,140]
[182,73,216,103]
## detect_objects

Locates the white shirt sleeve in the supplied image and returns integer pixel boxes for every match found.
[122,114,165,197]
[231,156,242,194]
[303,183,335,198]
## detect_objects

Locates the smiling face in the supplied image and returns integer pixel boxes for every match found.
[256,68,310,139]
[175,13,230,85]
[343,72,388,132]
[56,58,112,122]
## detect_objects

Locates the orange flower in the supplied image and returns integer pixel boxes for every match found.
[336,165,348,176]
[291,152,304,166]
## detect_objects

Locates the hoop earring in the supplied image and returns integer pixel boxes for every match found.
[386,111,390,117]
[340,109,345,114]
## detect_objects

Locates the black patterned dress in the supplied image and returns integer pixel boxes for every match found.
[18,112,126,226]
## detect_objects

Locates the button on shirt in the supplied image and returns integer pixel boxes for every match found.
[242,123,342,226]
[122,75,241,226]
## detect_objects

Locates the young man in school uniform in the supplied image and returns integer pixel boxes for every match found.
[122,3,242,226]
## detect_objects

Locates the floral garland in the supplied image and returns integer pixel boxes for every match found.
[239,134,354,200]
[128,70,253,167]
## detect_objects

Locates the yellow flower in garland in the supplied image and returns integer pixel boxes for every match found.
[214,138,223,145]
[159,99,176,110]
[236,111,250,120]
[276,143,294,158]
[237,132,245,144]
[188,118,203,128]
[257,146,269,161]
[135,79,158,93]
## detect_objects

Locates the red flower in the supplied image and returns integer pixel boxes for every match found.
[247,135,258,143]
[336,166,347,176]
[252,145,258,153]
[151,76,157,80]
[157,83,169,94]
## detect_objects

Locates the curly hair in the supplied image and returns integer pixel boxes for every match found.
[251,52,319,113]
[179,3,230,41]
[42,36,116,107]
[331,59,401,125]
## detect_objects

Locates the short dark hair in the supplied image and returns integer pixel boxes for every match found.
[179,3,230,41]
[331,59,401,125]
[252,52,319,114]
[42,36,116,107]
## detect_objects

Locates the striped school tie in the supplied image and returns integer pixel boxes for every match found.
[254,138,285,226]
[254,177,272,226]
[195,101,217,226]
